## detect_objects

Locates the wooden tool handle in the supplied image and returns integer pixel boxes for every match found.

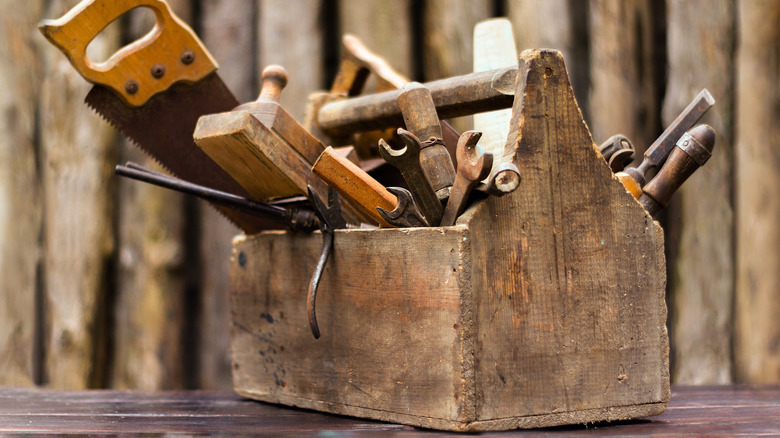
[39,0,217,107]
[312,147,397,228]
[233,65,289,112]
[640,124,715,217]
[398,82,443,142]
[331,34,408,96]
[258,65,288,102]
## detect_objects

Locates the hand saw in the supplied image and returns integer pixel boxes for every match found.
[39,0,280,233]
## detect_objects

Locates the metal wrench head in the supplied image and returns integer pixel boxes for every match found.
[376,187,429,228]
[456,130,493,182]
[378,128,422,165]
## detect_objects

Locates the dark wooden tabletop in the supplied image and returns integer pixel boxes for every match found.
[1,385,778,436]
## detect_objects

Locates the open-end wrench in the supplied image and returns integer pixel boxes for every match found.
[440,131,494,227]
[306,185,347,339]
[378,128,444,226]
[376,187,428,228]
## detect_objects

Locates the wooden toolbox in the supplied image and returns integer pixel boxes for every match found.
[229,50,670,432]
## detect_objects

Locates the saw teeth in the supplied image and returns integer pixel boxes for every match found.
[85,96,247,231]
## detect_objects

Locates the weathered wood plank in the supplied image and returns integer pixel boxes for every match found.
[734,0,780,383]
[587,0,664,150]
[465,49,669,424]
[339,0,413,85]
[232,49,669,431]
[38,0,119,388]
[258,0,324,122]
[664,0,735,384]
[423,0,492,133]
[111,0,192,390]
[231,228,472,429]
[197,0,255,390]
[0,386,779,435]
[0,0,43,386]
[506,0,589,117]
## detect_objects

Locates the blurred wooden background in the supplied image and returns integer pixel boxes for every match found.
[0,0,778,390]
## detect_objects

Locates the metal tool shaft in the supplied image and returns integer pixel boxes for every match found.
[116,163,319,232]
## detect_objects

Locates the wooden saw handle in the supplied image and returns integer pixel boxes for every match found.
[39,0,217,107]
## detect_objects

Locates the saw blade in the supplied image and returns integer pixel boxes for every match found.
[86,74,284,233]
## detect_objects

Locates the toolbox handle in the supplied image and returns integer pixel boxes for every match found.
[39,0,217,107]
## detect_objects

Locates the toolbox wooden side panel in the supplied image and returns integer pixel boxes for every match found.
[463,50,669,425]
[230,227,476,426]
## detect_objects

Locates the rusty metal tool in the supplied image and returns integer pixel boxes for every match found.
[440,131,494,227]
[397,82,456,201]
[379,129,445,226]
[616,89,715,198]
[312,146,397,228]
[306,186,347,339]
[598,134,636,172]
[478,161,522,196]
[639,124,715,218]
[327,35,461,159]
[376,187,428,228]
[39,0,274,233]
[317,65,517,137]
[115,162,319,232]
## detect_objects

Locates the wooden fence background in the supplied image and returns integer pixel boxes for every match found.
[0,0,778,390]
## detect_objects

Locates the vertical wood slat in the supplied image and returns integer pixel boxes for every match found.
[38,0,119,389]
[735,0,780,383]
[111,0,192,390]
[587,0,663,150]
[506,0,588,109]
[664,0,735,384]
[197,0,255,390]
[0,0,44,386]
[258,0,325,122]
[422,0,492,134]
[339,0,413,85]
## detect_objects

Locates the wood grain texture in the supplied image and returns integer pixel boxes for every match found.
[232,50,669,430]
[109,0,192,391]
[258,0,323,122]
[0,0,44,386]
[587,0,663,151]
[507,0,589,114]
[463,49,669,424]
[38,0,119,389]
[197,0,255,390]
[423,0,492,134]
[734,0,780,383]
[0,386,778,435]
[664,0,735,384]
[231,227,473,428]
[339,0,413,88]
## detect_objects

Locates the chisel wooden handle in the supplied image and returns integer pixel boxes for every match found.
[639,124,715,218]
[39,0,217,107]
[312,147,397,228]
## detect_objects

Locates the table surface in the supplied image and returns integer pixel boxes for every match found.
[1,385,778,436]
